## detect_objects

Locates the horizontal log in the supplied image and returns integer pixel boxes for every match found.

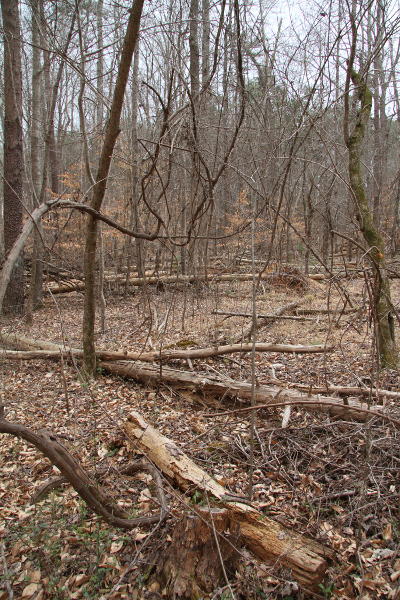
[0,332,384,422]
[0,333,332,362]
[280,381,400,400]
[46,271,324,295]
[125,411,333,591]
[101,361,383,422]
[296,308,356,315]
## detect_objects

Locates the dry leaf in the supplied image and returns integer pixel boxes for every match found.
[133,531,148,542]
[110,540,124,554]
[383,523,393,541]
[75,573,90,586]
[29,569,41,583]
[22,583,39,598]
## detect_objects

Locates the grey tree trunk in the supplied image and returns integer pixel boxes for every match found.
[29,0,44,311]
[1,0,25,314]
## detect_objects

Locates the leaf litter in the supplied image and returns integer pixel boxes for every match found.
[0,277,399,599]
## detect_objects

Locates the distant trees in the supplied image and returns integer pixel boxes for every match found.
[0,0,400,368]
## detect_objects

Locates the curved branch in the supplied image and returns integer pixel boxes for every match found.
[0,410,167,529]
[57,201,160,240]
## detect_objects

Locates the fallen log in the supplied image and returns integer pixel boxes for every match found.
[46,271,324,295]
[277,381,400,401]
[101,361,383,422]
[0,332,81,354]
[213,309,314,321]
[0,332,384,422]
[204,401,400,429]
[125,411,334,591]
[295,308,356,315]
[0,340,332,362]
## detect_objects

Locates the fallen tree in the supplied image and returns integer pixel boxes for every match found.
[213,309,314,321]
[273,381,400,401]
[0,332,385,422]
[101,361,386,423]
[125,411,334,592]
[0,339,332,362]
[46,271,324,295]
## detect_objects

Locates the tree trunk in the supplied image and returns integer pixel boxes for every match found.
[29,0,44,312]
[82,0,144,376]
[154,509,241,599]
[1,0,25,314]
[343,9,398,368]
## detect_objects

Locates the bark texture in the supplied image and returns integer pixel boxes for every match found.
[1,0,24,313]
[345,61,398,367]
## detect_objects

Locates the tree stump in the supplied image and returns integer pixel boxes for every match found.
[154,508,241,599]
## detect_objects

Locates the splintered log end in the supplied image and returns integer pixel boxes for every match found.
[127,411,146,426]
[238,515,333,591]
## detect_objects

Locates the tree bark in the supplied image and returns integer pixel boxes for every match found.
[343,8,398,368]
[1,0,25,314]
[29,0,44,311]
[0,199,54,314]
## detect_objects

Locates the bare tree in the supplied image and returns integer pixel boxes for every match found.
[82,0,145,376]
[344,0,398,368]
[1,0,25,314]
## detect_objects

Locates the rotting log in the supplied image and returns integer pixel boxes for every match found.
[125,411,334,592]
[153,508,241,598]
[275,381,400,401]
[103,361,383,422]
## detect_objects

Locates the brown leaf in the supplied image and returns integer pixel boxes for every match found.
[22,583,40,598]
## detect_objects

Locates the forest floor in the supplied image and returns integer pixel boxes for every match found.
[0,274,400,600]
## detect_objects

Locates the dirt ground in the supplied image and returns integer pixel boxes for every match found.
[1,276,399,599]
